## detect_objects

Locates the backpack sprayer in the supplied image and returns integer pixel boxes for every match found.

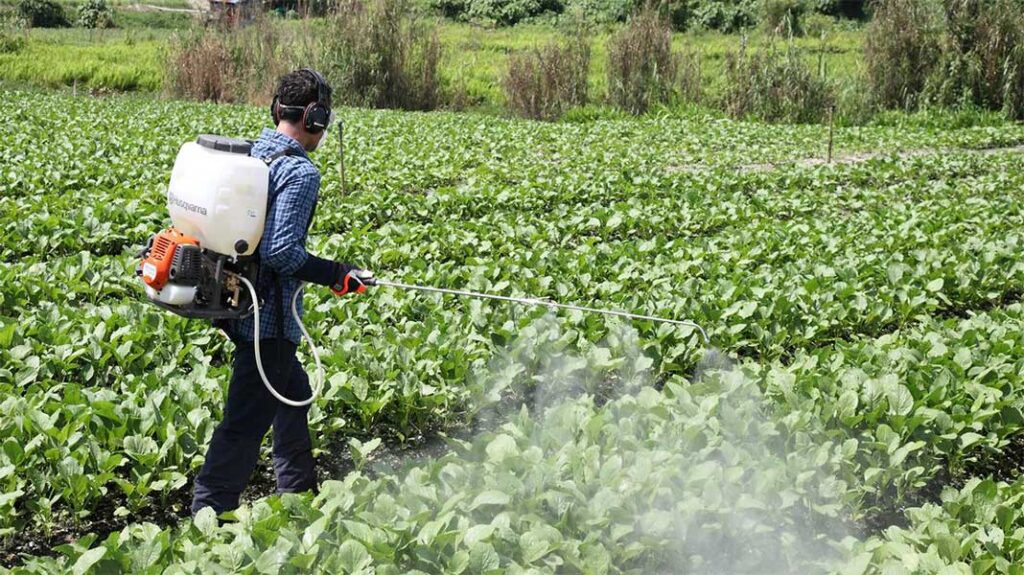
[138,135,709,408]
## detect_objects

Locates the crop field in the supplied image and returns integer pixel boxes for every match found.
[3,88,1024,573]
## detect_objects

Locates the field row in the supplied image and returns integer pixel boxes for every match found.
[9,301,1024,571]
[5,92,1024,570]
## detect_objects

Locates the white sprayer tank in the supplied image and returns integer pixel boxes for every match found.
[167,135,268,257]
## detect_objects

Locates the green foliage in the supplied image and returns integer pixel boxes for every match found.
[606,5,677,114]
[467,0,562,26]
[0,35,163,90]
[16,0,68,27]
[761,0,806,36]
[431,0,562,26]
[811,0,866,19]
[687,0,758,32]
[111,9,191,29]
[428,0,857,31]
[722,41,834,123]
[502,32,590,120]
[2,84,1024,571]
[321,0,443,110]
[562,0,633,24]
[927,0,1024,121]
[75,0,113,29]
[864,0,944,112]
[0,29,25,53]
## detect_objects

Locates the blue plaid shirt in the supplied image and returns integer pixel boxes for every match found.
[229,129,320,344]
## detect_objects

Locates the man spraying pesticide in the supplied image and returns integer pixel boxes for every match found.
[137,69,710,516]
[138,69,372,514]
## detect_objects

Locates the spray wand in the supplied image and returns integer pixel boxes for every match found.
[241,275,710,408]
[364,277,710,344]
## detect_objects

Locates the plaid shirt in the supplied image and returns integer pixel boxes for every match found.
[229,129,320,344]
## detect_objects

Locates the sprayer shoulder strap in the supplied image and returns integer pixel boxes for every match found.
[261,149,295,166]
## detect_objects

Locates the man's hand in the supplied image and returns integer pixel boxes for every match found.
[331,268,375,296]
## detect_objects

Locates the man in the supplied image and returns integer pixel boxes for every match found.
[191,68,372,515]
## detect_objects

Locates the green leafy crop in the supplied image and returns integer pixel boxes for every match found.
[2,89,1024,572]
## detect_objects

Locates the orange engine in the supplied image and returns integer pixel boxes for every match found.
[141,228,200,290]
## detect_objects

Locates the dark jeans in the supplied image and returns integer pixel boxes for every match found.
[191,338,316,515]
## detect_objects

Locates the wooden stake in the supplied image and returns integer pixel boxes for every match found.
[827,104,835,164]
[338,121,347,195]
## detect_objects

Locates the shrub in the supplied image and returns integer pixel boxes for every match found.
[502,34,590,120]
[812,0,867,19]
[466,0,562,25]
[606,5,678,114]
[112,10,191,28]
[677,45,702,103]
[0,31,25,54]
[322,0,442,111]
[17,0,69,27]
[76,0,114,28]
[928,0,1024,120]
[762,0,806,37]
[864,0,944,111]
[690,0,758,32]
[722,42,835,123]
[429,0,561,25]
[166,31,232,102]
[803,11,834,38]
[564,0,633,24]
[166,17,317,103]
[564,0,689,28]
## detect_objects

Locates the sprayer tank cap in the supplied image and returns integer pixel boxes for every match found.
[196,135,253,155]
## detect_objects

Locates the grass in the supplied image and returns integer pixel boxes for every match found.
[0,18,865,111]
[439,21,864,108]
[0,31,164,90]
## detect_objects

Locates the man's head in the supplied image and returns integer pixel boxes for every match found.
[271,69,334,152]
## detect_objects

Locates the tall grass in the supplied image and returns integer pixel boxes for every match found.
[864,0,944,112]
[722,40,834,124]
[321,0,443,111]
[929,0,1024,120]
[502,32,590,121]
[606,5,677,115]
[166,17,317,103]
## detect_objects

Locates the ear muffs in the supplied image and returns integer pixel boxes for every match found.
[270,68,331,133]
[271,94,281,125]
[299,68,330,134]
[301,101,330,134]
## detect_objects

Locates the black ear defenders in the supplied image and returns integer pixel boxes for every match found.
[271,68,332,134]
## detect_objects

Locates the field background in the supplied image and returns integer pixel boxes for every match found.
[0,19,865,112]
[4,1,1024,573]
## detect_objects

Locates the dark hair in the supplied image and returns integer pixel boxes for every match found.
[275,69,332,110]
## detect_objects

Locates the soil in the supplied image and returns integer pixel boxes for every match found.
[0,481,193,568]
[665,144,1024,175]
[960,434,1024,485]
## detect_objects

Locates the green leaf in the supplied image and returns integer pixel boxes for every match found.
[464,524,495,547]
[470,490,510,510]
[468,542,500,573]
[255,538,293,574]
[519,530,550,563]
[886,384,915,416]
[960,432,985,450]
[337,539,371,574]
[72,547,106,575]
[485,434,518,463]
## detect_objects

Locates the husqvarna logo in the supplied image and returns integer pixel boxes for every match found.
[168,192,208,216]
